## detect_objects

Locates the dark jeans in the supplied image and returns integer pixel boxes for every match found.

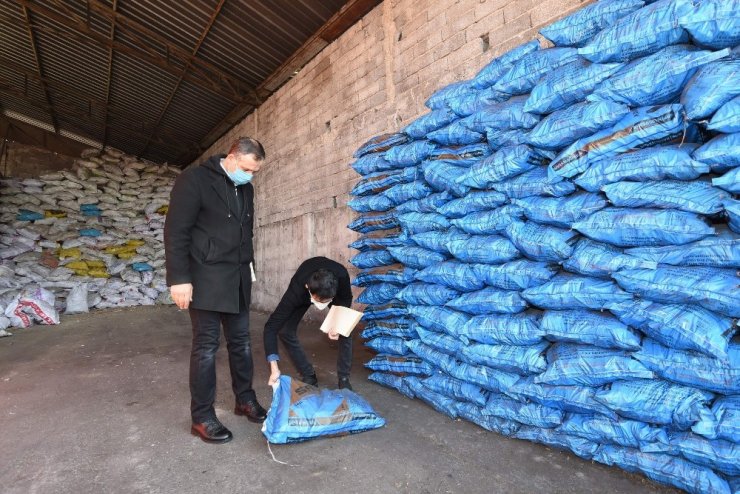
[278,306,353,379]
[188,292,256,423]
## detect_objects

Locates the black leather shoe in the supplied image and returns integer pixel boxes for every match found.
[234,400,267,423]
[338,376,353,391]
[301,373,318,386]
[191,418,233,444]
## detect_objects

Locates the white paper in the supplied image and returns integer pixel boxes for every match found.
[320,305,363,337]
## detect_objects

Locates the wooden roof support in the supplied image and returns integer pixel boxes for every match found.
[20,4,58,133]
[101,0,118,150]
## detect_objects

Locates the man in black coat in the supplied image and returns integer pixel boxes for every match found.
[164,136,267,444]
[264,257,355,390]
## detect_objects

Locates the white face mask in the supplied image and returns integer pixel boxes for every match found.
[311,298,332,311]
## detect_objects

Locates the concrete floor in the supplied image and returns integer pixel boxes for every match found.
[0,306,679,494]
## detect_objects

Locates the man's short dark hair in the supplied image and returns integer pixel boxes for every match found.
[229,137,265,160]
[307,269,338,300]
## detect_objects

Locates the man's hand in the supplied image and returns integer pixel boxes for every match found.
[327,330,339,340]
[268,361,281,386]
[170,283,193,310]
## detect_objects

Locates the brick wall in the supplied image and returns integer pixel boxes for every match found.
[197,0,589,313]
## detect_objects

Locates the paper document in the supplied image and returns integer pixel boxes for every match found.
[320,306,363,337]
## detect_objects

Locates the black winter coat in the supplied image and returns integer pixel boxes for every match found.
[164,155,254,313]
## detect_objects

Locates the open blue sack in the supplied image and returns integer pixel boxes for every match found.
[397,212,450,235]
[507,376,618,418]
[381,181,432,206]
[395,283,459,306]
[612,266,740,317]
[626,234,740,268]
[405,377,458,418]
[462,341,549,375]
[458,145,549,189]
[384,140,437,167]
[595,379,714,429]
[514,192,606,229]
[577,0,690,63]
[472,39,541,89]
[446,287,528,316]
[692,395,740,443]
[403,108,458,139]
[649,432,740,478]
[423,373,489,407]
[414,261,486,292]
[411,229,468,254]
[635,339,740,395]
[351,153,395,176]
[693,132,740,172]
[526,100,630,150]
[594,446,731,494]
[425,81,477,110]
[455,402,521,435]
[450,204,525,235]
[351,167,419,197]
[348,212,399,233]
[572,207,715,247]
[365,335,411,356]
[473,259,559,290]
[504,221,578,262]
[563,238,657,278]
[353,268,416,287]
[682,59,740,120]
[549,104,687,180]
[574,144,708,192]
[426,119,485,146]
[522,274,633,310]
[357,282,403,305]
[463,96,540,133]
[525,59,623,114]
[713,167,740,194]
[559,413,669,450]
[388,245,447,270]
[540,0,645,47]
[406,305,470,337]
[484,393,564,428]
[350,249,396,269]
[395,191,453,214]
[492,48,581,95]
[437,190,507,218]
[348,194,394,213]
[536,343,653,387]
[262,376,385,444]
[679,0,740,50]
[365,354,433,376]
[459,312,544,346]
[421,160,471,197]
[588,44,729,107]
[708,95,740,133]
[415,325,464,356]
[602,180,728,215]
[515,426,600,460]
[447,235,520,264]
[368,372,415,399]
[354,133,411,158]
[540,309,642,351]
[492,167,577,199]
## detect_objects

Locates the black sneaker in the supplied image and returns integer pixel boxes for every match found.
[338,376,353,391]
[301,373,318,386]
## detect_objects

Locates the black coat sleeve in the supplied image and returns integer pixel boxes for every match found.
[164,171,201,286]
[333,271,353,308]
[263,280,305,359]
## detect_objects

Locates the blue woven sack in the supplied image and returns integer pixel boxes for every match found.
[515,426,600,460]
[351,153,395,176]
[437,190,507,218]
[404,377,458,418]
[595,379,714,429]
[395,191,453,214]
[455,402,521,435]
[647,432,740,477]
[381,181,432,206]
[463,96,540,134]
[397,212,451,234]
[713,167,740,194]
[504,221,579,262]
[426,119,485,146]
[507,376,618,418]
[540,0,645,47]
[361,317,417,339]
[361,302,408,321]
[347,194,394,213]
[540,309,641,350]
[559,413,669,450]
[357,282,402,305]
[405,340,459,370]
[577,0,690,63]
[262,376,385,444]
[348,212,399,233]
[425,81,476,110]
[458,145,549,189]
[588,45,729,107]
[354,133,411,158]
[536,343,653,386]
[423,373,489,407]
[473,259,559,290]
[549,104,687,180]
[484,394,564,428]
[445,361,521,393]
[406,305,470,337]
[727,199,740,234]
[708,95,740,133]
[414,260,486,292]
[384,140,437,166]
[365,354,433,376]
[395,283,459,306]
[421,160,471,197]
[514,192,606,229]
[388,245,446,269]
[403,108,458,139]
[525,59,623,114]
[472,39,541,89]
[415,325,464,356]
[527,100,630,150]
[368,371,415,398]
[428,143,491,161]
[572,207,715,247]
[626,233,740,268]
[603,180,728,215]
[563,238,657,278]
[612,266,740,317]
[682,58,740,120]
[492,167,577,199]
[365,336,411,356]
[462,341,549,375]
[574,144,708,192]
[350,249,396,269]
[447,235,520,264]
[411,229,468,254]
[679,0,740,49]
[450,204,524,235]
[693,132,740,172]
[523,274,633,311]
[692,395,740,443]
[349,232,412,252]
[459,312,544,346]
[446,87,510,117]
[446,287,528,316]
[492,48,581,95]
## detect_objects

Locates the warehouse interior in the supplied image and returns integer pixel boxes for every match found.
[1,0,738,493]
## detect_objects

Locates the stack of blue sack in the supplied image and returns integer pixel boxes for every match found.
[348,1,740,493]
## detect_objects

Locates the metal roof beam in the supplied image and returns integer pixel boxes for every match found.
[20,4,58,133]
[101,0,118,150]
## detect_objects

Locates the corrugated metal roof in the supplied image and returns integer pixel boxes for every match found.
[0,0,381,166]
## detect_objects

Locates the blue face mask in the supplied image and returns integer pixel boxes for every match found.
[227,168,253,185]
